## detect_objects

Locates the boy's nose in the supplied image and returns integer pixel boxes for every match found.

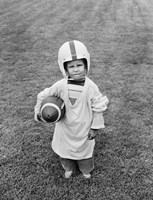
[74,66,78,71]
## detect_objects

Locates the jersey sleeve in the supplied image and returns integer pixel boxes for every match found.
[34,80,62,115]
[91,94,109,112]
[90,83,109,129]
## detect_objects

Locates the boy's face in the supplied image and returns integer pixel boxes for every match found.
[66,59,86,80]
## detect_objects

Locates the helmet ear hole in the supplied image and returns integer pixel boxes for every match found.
[82,58,88,70]
[64,62,68,72]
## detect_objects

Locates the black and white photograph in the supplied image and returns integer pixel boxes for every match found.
[0,0,153,199]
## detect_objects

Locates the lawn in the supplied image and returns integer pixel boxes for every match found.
[0,0,153,199]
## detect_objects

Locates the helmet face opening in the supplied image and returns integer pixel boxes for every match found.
[63,58,88,72]
[58,40,90,77]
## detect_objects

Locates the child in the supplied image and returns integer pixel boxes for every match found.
[34,40,109,179]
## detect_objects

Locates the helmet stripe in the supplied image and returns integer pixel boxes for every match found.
[69,41,77,60]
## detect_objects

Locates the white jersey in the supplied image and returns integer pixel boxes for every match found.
[35,77,109,159]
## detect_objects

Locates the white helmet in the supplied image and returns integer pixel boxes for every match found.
[58,40,90,77]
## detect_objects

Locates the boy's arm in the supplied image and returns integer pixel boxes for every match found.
[88,129,99,140]
[90,83,109,130]
[88,96,108,139]
[34,81,61,121]
[91,112,105,129]
[34,87,53,121]
[90,95,109,129]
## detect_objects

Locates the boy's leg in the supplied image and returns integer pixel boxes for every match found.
[60,157,77,178]
[78,156,94,176]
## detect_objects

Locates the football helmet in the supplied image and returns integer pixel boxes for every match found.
[58,40,90,77]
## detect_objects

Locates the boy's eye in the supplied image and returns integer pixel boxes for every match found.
[68,65,74,68]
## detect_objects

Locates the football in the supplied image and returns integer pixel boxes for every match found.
[40,96,66,123]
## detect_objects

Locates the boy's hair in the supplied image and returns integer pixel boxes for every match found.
[64,58,87,72]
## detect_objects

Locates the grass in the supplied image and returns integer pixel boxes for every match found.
[0,0,153,199]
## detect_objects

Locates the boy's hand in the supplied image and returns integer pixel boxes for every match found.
[88,129,98,140]
[34,113,42,122]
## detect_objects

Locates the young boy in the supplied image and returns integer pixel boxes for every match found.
[34,40,109,178]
